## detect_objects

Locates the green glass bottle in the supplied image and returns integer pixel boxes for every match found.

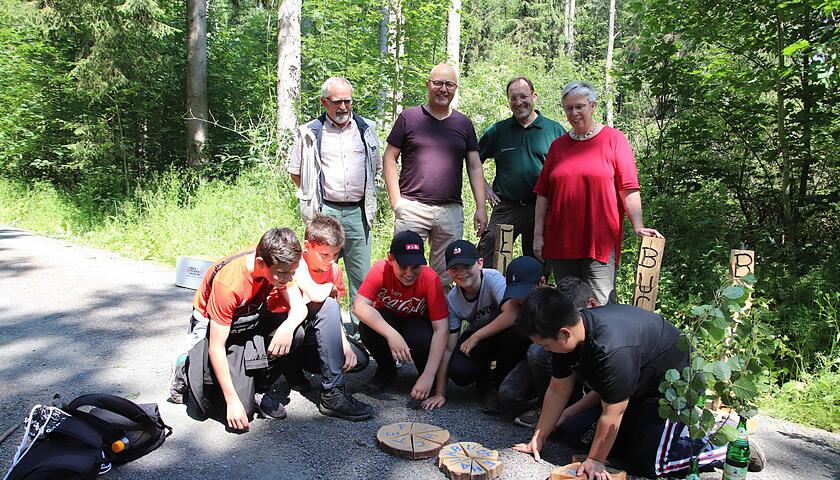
[685,457,701,480]
[722,418,750,480]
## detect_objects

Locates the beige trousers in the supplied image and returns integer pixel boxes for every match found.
[393,197,464,285]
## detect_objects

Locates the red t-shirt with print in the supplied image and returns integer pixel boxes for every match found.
[357,260,447,321]
[193,249,290,326]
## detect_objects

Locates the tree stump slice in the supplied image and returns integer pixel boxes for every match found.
[437,442,503,479]
[550,462,627,480]
[376,422,451,460]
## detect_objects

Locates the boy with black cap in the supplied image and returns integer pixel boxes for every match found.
[500,276,599,427]
[353,230,449,401]
[421,240,529,413]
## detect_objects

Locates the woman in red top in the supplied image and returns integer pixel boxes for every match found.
[533,81,663,304]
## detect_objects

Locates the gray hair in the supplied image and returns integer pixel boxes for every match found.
[561,81,597,103]
[320,77,353,98]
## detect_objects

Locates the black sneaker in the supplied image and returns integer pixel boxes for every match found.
[255,390,288,420]
[367,367,397,394]
[748,440,766,472]
[319,386,373,421]
[514,408,541,428]
[481,387,506,415]
[168,354,189,404]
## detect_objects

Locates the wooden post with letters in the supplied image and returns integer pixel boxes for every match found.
[492,224,514,275]
[632,236,666,311]
[729,248,756,315]
[729,249,755,281]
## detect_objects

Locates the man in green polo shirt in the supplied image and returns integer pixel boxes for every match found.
[477,77,566,264]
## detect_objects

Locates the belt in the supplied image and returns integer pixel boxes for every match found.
[499,196,536,206]
[324,200,362,207]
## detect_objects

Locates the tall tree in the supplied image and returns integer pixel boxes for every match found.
[564,0,576,55]
[276,0,300,146]
[187,0,209,166]
[447,0,461,107]
[604,0,616,125]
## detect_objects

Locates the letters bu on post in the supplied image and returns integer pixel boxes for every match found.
[632,236,666,311]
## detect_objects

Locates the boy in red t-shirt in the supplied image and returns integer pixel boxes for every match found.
[291,214,372,420]
[353,230,449,400]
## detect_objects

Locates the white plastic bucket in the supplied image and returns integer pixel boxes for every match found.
[175,256,216,290]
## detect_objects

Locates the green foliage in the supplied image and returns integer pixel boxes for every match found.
[1,0,838,429]
[658,275,779,452]
[0,168,299,263]
[760,357,840,432]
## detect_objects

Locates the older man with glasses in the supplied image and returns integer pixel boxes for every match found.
[383,63,489,286]
[287,76,382,339]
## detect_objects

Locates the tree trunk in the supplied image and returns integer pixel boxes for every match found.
[604,0,616,126]
[276,0,300,142]
[775,4,793,241]
[377,5,389,121]
[797,11,812,213]
[446,0,461,108]
[564,0,576,56]
[186,0,208,167]
[389,1,404,122]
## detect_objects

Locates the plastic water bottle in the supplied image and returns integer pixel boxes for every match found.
[111,436,130,453]
[722,418,749,480]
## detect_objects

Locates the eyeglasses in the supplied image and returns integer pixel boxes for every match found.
[563,102,592,113]
[324,98,352,107]
[429,80,458,90]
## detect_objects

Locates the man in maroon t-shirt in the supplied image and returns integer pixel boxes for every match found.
[383,63,489,285]
[353,230,449,400]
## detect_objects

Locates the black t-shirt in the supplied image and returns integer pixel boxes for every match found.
[552,304,686,404]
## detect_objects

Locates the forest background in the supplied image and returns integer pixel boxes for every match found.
[0,0,837,430]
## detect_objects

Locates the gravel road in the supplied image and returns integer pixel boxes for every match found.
[1,226,838,479]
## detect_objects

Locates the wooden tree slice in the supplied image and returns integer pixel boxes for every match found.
[550,462,627,480]
[409,422,442,434]
[376,422,451,460]
[438,442,503,479]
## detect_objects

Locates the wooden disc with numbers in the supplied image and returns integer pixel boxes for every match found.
[376,422,451,460]
[550,462,627,480]
[437,442,503,479]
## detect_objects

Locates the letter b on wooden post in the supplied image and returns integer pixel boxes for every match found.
[729,249,755,280]
[633,237,666,311]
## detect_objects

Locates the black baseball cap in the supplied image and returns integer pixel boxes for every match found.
[445,239,480,269]
[502,256,544,302]
[389,230,427,266]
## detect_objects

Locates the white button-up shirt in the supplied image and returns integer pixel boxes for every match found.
[288,117,368,203]
[320,118,367,202]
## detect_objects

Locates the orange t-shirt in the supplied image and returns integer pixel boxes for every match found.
[302,256,346,298]
[192,249,290,326]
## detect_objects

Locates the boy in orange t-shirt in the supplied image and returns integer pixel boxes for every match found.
[181,228,307,431]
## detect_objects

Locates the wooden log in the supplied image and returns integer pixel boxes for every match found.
[438,442,502,479]
[550,462,627,480]
[632,236,666,311]
[492,224,514,274]
[376,422,450,460]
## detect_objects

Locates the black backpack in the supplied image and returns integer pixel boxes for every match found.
[64,394,172,465]
[4,394,172,480]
